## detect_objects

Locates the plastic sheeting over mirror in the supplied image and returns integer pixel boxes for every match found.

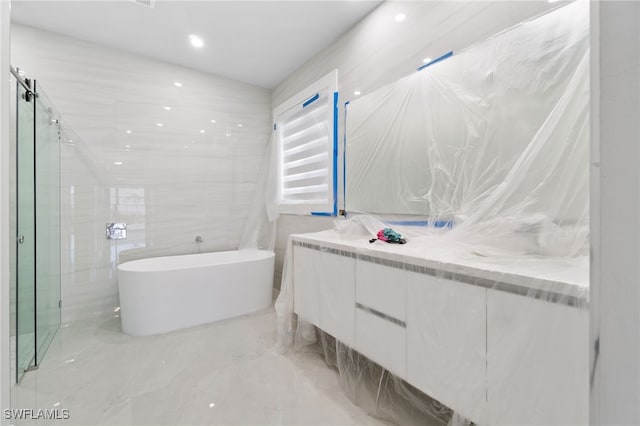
[345,0,589,258]
[277,2,590,425]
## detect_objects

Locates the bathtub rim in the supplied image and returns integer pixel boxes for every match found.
[117,249,275,273]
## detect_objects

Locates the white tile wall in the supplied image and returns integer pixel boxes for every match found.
[11,24,272,323]
[590,2,640,423]
[271,0,564,290]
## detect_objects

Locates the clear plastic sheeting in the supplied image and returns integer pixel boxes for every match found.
[276,2,589,426]
[345,0,589,258]
[239,133,280,252]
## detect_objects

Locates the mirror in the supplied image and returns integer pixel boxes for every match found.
[345,2,589,230]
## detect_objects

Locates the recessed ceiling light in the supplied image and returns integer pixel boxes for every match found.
[210,119,217,123]
[189,34,204,48]
[68,139,73,143]
[200,130,205,133]
[114,161,123,166]
[422,57,432,64]
[547,0,560,3]
[125,145,131,148]
[354,90,361,96]
[125,130,132,134]
[174,82,182,87]
[237,124,243,128]
[184,145,189,149]
[156,123,164,127]
[395,13,406,22]
[164,106,171,111]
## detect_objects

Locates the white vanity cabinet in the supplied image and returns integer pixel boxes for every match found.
[290,236,588,425]
[406,272,488,422]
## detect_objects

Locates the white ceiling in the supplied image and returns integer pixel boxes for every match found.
[10,0,382,89]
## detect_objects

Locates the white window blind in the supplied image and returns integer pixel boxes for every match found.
[274,71,338,215]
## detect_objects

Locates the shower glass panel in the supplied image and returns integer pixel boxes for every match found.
[11,70,62,383]
[15,81,36,381]
[34,83,61,364]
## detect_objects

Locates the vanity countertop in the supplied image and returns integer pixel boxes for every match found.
[291,230,589,307]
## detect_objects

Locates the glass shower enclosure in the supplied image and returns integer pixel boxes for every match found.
[9,67,61,383]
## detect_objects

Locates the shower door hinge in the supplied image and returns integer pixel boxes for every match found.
[17,235,25,244]
[59,300,62,309]
[22,78,34,102]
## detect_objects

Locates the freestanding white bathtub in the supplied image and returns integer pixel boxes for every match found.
[117,250,275,336]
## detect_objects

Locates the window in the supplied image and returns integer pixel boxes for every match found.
[274,70,338,215]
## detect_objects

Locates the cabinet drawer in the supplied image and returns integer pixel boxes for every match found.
[355,308,406,379]
[356,260,406,321]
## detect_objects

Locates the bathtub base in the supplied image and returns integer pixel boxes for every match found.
[118,250,275,336]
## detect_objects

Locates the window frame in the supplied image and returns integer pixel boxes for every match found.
[273,70,338,216]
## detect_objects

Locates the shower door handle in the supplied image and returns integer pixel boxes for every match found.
[18,235,25,244]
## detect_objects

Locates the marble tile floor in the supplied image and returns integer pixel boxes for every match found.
[9,307,391,426]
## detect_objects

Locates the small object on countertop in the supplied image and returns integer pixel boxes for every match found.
[370,227,407,244]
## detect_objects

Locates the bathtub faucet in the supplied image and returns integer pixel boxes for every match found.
[195,236,203,243]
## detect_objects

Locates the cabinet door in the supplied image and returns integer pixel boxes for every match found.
[406,273,487,422]
[486,290,588,425]
[292,246,320,326]
[319,251,356,346]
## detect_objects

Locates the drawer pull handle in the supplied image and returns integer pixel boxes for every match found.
[356,302,406,328]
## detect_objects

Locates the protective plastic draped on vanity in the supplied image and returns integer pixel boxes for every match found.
[275,2,589,425]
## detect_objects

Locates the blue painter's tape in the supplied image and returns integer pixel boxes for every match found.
[332,91,339,216]
[417,51,453,71]
[343,101,349,214]
[386,220,428,226]
[311,212,333,216]
[385,220,454,228]
[302,93,320,108]
[432,220,454,228]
